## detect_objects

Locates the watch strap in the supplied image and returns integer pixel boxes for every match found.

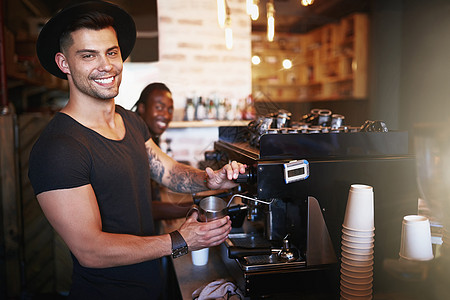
[169,230,188,258]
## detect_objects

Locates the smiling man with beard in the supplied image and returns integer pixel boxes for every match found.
[28,1,246,299]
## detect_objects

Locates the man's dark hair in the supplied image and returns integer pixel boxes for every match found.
[133,83,172,110]
[59,11,116,53]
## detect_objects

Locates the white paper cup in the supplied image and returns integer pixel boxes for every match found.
[342,240,374,250]
[340,285,372,297]
[341,279,373,291]
[341,245,374,255]
[343,184,374,231]
[341,262,373,273]
[342,228,375,238]
[341,251,374,262]
[341,256,373,267]
[191,248,209,266]
[341,267,373,278]
[342,233,375,244]
[399,215,434,261]
[341,273,373,285]
[340,290,373,300]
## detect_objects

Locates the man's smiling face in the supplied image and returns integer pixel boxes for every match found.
[61,26,123,101]
[139,89,174,138]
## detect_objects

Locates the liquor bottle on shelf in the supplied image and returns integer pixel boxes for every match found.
[196,96,206,120]
[217,98,226,120]
[208,98,217,120]
[185,98,195,121]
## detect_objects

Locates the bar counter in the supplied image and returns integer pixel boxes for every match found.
[173,246,236,299]
[173,246,433,300]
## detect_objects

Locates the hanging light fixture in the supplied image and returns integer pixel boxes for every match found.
[266,0,275,42]
[246,0,253,15]
[252,55,261,65]
[250,0,259,21]
[225,21,233,49]
[217,0,226,28]
[282,59,293,69]
[225,3,233,50]
[301,0,314,6]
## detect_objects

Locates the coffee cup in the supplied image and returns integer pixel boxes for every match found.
[192,248,209,266]
[342,184,374,231]
[399,215,434,261]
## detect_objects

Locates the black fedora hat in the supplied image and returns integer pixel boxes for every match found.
[36,0,136,80]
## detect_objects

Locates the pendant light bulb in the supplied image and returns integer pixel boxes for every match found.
[282,59,292,69]
[266,1,275,42]
[252,55,261,65]
[301,0,314,6]
[225,27,233,50]
[250,3,259,21]
[246,0,253,15]
[225,14,233,50]
[217,0,226,28]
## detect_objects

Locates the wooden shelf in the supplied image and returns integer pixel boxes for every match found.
[251,13,369,102]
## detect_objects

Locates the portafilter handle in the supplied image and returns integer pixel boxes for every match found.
[234,167,257,184]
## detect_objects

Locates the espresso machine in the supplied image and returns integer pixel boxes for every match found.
[208,113,419,299]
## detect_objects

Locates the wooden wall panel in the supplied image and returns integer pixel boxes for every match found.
[54,234,72,293]
[0,111,21,298]
[18,113,54,295]
[18,113,72,295]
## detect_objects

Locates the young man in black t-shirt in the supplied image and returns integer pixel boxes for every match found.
[28,2,246,299]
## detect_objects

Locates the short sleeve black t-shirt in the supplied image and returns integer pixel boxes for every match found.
[28,105,163,299]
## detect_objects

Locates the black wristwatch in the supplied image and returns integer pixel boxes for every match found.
[169,230,188,258]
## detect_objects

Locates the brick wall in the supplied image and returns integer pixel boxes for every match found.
[116,0,252,113]
[116,0,252,167]
[159,127,219,167]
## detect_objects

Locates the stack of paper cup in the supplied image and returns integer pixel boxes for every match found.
[399,215,433,261]
[340,184,375,300]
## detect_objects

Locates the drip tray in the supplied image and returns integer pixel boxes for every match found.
[226,233,306,272]
[227,233,272,248]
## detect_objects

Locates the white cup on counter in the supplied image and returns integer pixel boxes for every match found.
[191,248,209,266]
[399,215,434,261]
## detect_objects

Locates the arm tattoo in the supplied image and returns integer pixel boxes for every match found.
[168,164,206,193]
[148,147,164,183]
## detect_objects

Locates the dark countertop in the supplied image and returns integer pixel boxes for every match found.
[173,246,236,300]
[173,245,433,300]
[172,216,434,300]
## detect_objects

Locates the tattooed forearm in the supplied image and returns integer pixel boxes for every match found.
[168,164,206,193]
[148,147,165,183]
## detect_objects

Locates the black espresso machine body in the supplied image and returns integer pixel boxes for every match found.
[213,126,418,299]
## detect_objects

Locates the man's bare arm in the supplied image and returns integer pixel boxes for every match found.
[145,139,246,193]
[146,139,206,192]
[37,185,171,268]
[37,184,231,269]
